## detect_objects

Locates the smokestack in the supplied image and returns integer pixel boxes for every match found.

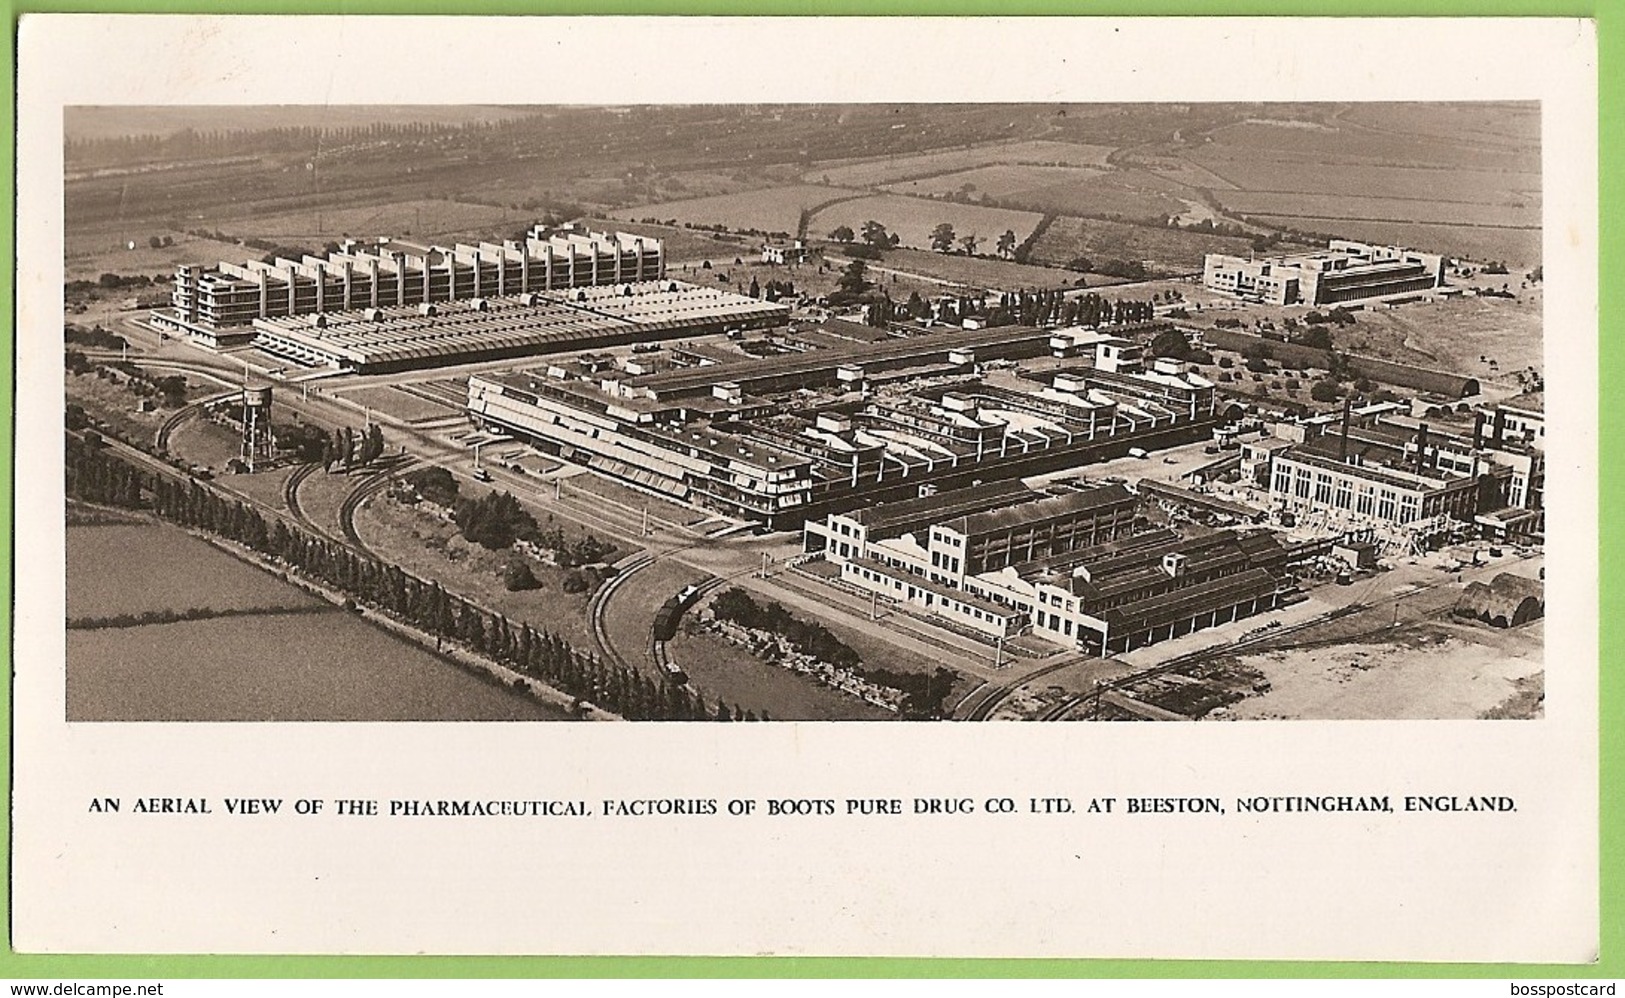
[1416,423,1429,474]
[1493,407,1506,447]
[1339,397,1352,461]
[1473,411,1485,450]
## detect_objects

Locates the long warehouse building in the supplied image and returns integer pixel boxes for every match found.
[249,280,788,373]
[468,337,1220,529]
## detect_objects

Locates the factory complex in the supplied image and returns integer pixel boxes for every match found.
[813,478,1293,653]
[149,220,790,372]
[1248,394,1545,549]
[1202,240,1446,306]
[466,334,1222,530]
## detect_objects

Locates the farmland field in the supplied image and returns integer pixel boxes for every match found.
[65,522,566,721]
[610,185,864,237]
[1238,215,1541,268]
[842,246,1085,292]
[66,232,250,282]
[806,140,1117,187]
[882,165,1196,222]
[1215,190,1536,230]
[1030,215,1255,275]
[66,105,541,142]
[1127,102,1543,265]
[809,195,1044,250]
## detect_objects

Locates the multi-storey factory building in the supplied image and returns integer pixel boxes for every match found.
[466,336,1220,530]
[1260,398,1544,545]
[155,224,664,346]
[817,480,1293,652]
[1202,240,1446,306]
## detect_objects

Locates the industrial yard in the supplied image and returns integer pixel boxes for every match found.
[61,101,1545,722]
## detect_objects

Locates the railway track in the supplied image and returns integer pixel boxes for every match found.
[153,401,206,454]
[336,456,419,561]
[955,656,1086,721]
[588,552,655,669]
[281,463,323,537]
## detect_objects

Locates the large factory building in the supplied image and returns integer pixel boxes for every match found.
[1202,240,1446,307]
[467,336,1221,529]
[154,224,664,346]
[817,480,1293,652]
[1260,399,1543,546]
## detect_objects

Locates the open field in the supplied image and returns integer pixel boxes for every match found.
[1030,216,1255,274]
[1217,190,1535,230]
[587,218,760,263]
[65,371,175,444]
[1239,215,1540,268]
[1219,618,1543,721]
[841,246,1084,292]
[611,185,863,237]
[1134,102,1542,265]
[68,524,316,619]
[1330,282,1544,378]
[806,140,1117,187]
[66,105,541,143]
[219,198,518,244]
[66,232,249,282]
[166,415,246,470]
[883,165,1191,222]
[809,195,1044,251]
[65,521,565,721]
[334,384,459,424]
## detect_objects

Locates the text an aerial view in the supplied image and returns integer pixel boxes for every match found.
[62,102,1544,722]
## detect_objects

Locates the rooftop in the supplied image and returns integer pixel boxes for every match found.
[843,479,1035,535]
[945,484,1135,538]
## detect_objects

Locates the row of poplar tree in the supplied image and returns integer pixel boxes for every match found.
[66,435,764,722]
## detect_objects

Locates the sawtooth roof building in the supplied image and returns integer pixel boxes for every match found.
[467,337,1221,529]
[248,281,788,373]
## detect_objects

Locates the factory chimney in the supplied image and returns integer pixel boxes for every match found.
[1415,423,1429,474]
[1339,396,1352,461]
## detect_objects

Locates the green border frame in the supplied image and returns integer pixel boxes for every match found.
[4,0,1616,980]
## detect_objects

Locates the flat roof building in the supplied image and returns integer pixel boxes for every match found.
[154,224,665,346]
[1203,240,1445,307]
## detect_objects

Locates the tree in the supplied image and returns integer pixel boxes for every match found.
[1298,325,1334,352]
[836,259,872,296]
[503,558,541,592]
[829,225,855,243]
[996,229,1017,259]
[929,222,956,254]
[1148,328,1192,360]
[860,220,891,249]
[748,276,761,299]
[959,233,980,256]
[1311,379,1342,403]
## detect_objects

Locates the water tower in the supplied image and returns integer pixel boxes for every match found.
[241,384,275,471]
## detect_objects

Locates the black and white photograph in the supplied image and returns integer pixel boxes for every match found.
[14,15,1599,963]
[63,99,1546,723]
